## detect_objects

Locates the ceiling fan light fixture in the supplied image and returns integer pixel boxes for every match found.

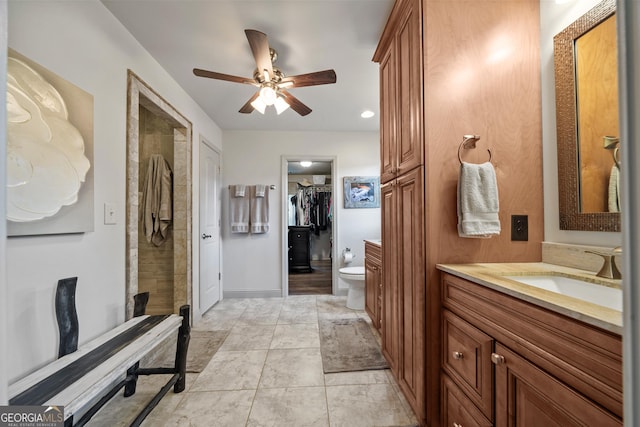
[274,96,290,115]
[251,96,267,114]
[259,85,277,106]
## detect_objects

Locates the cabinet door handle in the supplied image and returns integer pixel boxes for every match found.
[452,351,463,360]
[491,352,505,365]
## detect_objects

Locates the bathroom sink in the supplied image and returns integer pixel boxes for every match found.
[502,274,622,311]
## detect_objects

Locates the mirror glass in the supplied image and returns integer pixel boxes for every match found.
[575,14,619,213]
[554,0,620,231]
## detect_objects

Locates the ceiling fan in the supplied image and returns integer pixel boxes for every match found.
[193,29,337,116]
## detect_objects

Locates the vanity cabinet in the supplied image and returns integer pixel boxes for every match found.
[364,241,382,332]
[441,272,622,426]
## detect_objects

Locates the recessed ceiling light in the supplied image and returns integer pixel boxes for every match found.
[361,110,375,119]
[300,161,312,167]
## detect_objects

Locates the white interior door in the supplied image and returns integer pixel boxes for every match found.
[199,142,221,313]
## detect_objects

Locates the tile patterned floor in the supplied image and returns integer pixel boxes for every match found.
[89,295,418,427]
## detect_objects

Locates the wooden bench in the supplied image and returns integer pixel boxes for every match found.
[8,278,190,427]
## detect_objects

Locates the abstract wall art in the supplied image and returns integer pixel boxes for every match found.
[7,49,94,236]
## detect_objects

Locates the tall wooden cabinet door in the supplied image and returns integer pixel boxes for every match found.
[381,180,399,373]
[494,343,620,427]
[395,0,423,177]
[396,166,425,420]
[365,258,380,329]
[380,48,397,184]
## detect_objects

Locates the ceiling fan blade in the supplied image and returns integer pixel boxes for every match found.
[239,92,260,114]
[279,69,337,88]
[280,90,312,116]
[245,29,273,80]
[193,68,256,85]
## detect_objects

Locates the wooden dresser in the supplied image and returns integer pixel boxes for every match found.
[288,226,312,273]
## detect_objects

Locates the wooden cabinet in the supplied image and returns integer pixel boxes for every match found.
[381,181,400,373]
[380,167,426,418]
[288,226,312,273]
[494,343,620,426]
[364,241,382,332]
[375,0,426,422]
[375,0,544,423]
[441,272,623,427]
[378,0,422,185]
[395,167,425,415]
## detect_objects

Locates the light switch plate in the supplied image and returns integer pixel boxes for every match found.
[104,203,117,225]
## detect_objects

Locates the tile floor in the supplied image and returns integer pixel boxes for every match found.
[90,295,418,427]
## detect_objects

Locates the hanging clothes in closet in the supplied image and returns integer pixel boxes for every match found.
[291,184,332,233]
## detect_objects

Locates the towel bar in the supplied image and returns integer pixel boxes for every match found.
[458,134,492,164]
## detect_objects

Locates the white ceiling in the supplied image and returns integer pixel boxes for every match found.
[101,0,393,132]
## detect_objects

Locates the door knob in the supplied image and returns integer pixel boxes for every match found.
[202,233,212,239]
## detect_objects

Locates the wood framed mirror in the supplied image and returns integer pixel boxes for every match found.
[554,0,620,231]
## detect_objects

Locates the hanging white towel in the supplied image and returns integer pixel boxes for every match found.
[229,185,250,233]
[235,184,246,197]
[608,165,620,213]
[457,162,501,238]
[255,184,266,197]
[140,154,173,246]
[250,185,270,234]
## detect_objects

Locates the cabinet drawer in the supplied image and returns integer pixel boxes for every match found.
[364,241,382,264]
[442,374,492,427]
[443,309,493,420]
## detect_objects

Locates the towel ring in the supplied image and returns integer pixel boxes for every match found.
[458,135,492,164]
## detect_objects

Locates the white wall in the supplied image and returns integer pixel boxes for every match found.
[6,1,222,382]
[541,0,621,246]
[1,0,8,404]
[222,131,380,297]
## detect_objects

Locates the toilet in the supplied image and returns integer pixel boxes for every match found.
[339,249,366,310]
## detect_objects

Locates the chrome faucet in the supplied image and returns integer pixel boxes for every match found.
[586,247,622,279]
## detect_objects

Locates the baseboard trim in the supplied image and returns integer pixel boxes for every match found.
[223,290,283,299]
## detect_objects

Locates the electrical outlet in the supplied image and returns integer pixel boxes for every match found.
[511,215,528,241]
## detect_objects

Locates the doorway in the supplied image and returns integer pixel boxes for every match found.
[125,71,193,319]
[285,159,335,295]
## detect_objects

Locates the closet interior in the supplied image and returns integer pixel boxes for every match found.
[287,160,333,295]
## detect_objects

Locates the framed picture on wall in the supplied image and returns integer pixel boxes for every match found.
[343,176,380,209]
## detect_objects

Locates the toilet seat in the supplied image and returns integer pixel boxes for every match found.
[339,266,365,280]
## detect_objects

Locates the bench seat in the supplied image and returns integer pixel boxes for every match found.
[9,312,187,426]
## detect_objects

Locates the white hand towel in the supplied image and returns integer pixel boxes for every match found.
[255,184,266,197]
[457,162,500,238]
[235,184,246,197]
[608,165,620,213]
[250,185,270,234]
[229,185,250,233]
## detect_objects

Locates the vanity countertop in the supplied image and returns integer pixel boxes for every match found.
[364,239,381,247]
[437,262,622,335]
